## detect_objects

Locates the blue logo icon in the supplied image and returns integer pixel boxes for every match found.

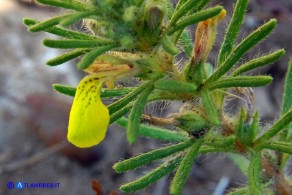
[16,181,24,190]
[7,182,14,189]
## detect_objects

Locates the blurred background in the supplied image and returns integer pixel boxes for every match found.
[0,0,292,194]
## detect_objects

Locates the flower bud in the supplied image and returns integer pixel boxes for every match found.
[193,9,226,65]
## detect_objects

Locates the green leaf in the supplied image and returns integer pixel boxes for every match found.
[174,0,210,16]
[43,39,107,49]
[205,19,277,84]
[36,0,94,12]
[127,84,154,144]
[53,84,76,96]
[254,108,292,146]
[155,79,198,94]
[170,139,203,195]
[249,111,260,143]
[120,155,182,192]
[170,0,199,26]
[201,90,220,125]
[113,140,193,172]
[59,12,96,27]
[77,44,117,69]
[208,76,273,90]
[248,152,262,194]
[199,146,230,154]
[281,58,292,116]
[189,0,211,13]
[110,104,133,124]
[108,82,152,115]
[28,13,82,32]
[115,117,189,142]
[262,141,292,154]
[204,135,235,148]
[53,84,135,98]
[170,0,210,27]
[280,59,292,168]
[167,6,223,35]
[174,0,188,12]
[47,49,91,66]
[24,18,111,42]
[232,49,285,76]
[218,0,249,65]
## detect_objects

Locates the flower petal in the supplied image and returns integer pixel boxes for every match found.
[68,75,109,148]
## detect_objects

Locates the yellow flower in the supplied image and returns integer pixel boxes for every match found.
[67,56,136,148]
[68,74,109,148]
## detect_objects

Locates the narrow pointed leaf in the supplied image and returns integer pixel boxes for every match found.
[108,82,153,115]
[60,12,96,27]
[281,58,292,115]
[77,44,117,69]
[24,18,112,42]
[115,117,189,142]
[170,0,210,27]
[36,0,94,11]
[262,141,292,154]
[43,39,107,49]
[208,76,273,90]
[114,140,193,172]
[120,156,182,192]
[170,140,203,195]
[28,13,79,32]
[248,152,262,194]
[201,90,220,125]
[189,0,211,13]
[53,84,76,96]
[218,0,249,65]
[47,49,90,66]
[170,0,200,26]
[249,111,260,142]
[155,80,198,93]
[174,0,188,12]
[254,108,292,146]
[199,146,230,154]
[174,0,210,16]
[167,6,223,35]
[205,19,277,84]
[127,84,154,144]
[53,84,135,98]
[205,136,235,148]
[232,49,285,76]
[280,59,292,167]
[110,104,133,124]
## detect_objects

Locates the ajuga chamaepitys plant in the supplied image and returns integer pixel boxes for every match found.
[24,0,292,194]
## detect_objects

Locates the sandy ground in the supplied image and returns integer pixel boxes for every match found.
[0,0,292,194]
